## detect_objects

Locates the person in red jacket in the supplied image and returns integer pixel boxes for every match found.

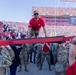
[66,36,76,75]
[27,10,47,38]
[39,42,51,71]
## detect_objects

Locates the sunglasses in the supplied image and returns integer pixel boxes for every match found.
[34,13,38,15]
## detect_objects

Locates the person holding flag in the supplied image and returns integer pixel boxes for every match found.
[66,36,76,75]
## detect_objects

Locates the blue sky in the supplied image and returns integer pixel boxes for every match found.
[0,0,76,23]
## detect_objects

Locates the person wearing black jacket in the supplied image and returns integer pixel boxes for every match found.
[10,44,22,75]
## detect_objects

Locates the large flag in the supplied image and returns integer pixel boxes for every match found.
[60,0,76,2]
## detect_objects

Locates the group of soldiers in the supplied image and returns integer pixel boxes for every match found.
[18,43,52,72]
[18,41,70,75]
[0,38,72,75]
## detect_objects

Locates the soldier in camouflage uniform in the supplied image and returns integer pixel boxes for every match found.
[34,43,42,67]
[66,37,76,75]
[19,44,31,72]
[26,44,34,63]
[39,42,52,71]
[50,43,58,65]
[0,46,14,75]
[55,43,67,75]
[64,42,70,64]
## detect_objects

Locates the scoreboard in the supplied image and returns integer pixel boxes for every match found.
[70,17,76,25]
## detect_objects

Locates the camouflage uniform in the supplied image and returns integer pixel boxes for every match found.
[39,43,51,71]
[30,29,39,37]
[27,44,34,63]
[40,51,51,71]
[64,43,70,64]
[0,47,13,75]
[55,43,67,75]
[34,43,42,67]
[5,46,15,61]
[51,43,58,65]
[0,68,6,75]
[19,44,31,72]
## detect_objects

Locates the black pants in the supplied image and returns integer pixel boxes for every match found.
[10,67,17,75]
[27,51,33,62]
[33,51,37,64]
[50,51,54,65]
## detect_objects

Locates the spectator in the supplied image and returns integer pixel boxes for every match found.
[10,44,22,75]
[27,10,47,38]
[39,42,51,71]
[66,37,76,75]
[55,43,67,75]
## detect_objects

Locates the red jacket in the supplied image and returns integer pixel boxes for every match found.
[66,61,76,75]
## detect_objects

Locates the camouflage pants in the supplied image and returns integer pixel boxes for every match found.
[55,71,65,75]
[30,29,39,37]
[0,67,6,75]
[36,53,42,67]
[27,50,33,62]
[19,51,28,67]
[40,51,51,68]
[20,56,27,67]
[19,50,29,72]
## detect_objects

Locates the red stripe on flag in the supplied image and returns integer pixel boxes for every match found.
[0,36,74,46]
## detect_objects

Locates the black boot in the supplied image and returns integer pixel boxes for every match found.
[49,65,52,71]
[39,64,42,70]
[25,67,29,72]
[18,65,22,72]
[25,68,29,72]
[39,66,42,70]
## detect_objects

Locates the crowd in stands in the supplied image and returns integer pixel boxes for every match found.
[0,21,27,40]
[0,21,76,40]
[32,7,76,16]
[0,21,76,75]
[0,7,76,75]
[40,25,76,37]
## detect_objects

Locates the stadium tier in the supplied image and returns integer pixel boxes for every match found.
[1,20,76,37]
[1,21,28,32]
[32,7,76,26]
[1,7,76,36]
[32,7,76,16]
[32,7,76,36]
